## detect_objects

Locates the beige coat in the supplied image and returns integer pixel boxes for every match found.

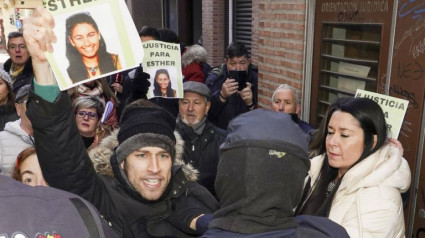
[309,144,411,238]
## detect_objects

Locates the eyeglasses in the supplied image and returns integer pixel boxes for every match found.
[8,44,27,50]
[76,110,98,120]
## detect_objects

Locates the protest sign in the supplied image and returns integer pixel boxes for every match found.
[43,0,143,90]
[355,89,409,139]
[142,40,183,99]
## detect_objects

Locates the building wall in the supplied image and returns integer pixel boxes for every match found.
[253,0,307,109]
[202,0,225,67]
[0,0,43,47]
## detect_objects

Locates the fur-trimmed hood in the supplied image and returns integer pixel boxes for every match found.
[181,45,207,68]
[89,129,199,181]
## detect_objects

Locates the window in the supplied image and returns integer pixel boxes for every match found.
[316,23,381,123]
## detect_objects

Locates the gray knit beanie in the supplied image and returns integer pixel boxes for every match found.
[115,106,176,163]
[0,68,12,86]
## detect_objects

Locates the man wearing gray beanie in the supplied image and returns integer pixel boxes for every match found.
[23,10,218,237]
[27,75,219,238]
[176,81,226,198]
[28,87,219,237]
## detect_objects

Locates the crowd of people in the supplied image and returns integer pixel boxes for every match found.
[0,6,411,238]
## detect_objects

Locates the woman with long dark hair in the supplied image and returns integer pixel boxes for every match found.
[296,97,410,237]
[66,12,121,83]
[153,69,176,98]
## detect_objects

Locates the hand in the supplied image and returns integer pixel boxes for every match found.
[220,78,238,100]
[23,6,56,62]
[238,82,253,106]
[388,138,404,156]
[23,6,57,85]
[133,67,151,95]
[111,83,123,94]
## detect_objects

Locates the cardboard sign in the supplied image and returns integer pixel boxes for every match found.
[43,0,143,90]
[355,89,409,139]
[142,40,183,99]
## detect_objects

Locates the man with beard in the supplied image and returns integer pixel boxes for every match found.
[23,7,218,238]
[176,81,226,197]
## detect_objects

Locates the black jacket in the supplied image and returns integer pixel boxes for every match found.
[27,90,219,238]
[3,57,34,95]
[0,104,18,131]
[205,64,258,130]
[176,118,227,197]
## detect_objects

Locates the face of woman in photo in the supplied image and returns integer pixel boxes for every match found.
[69,23,100,58]
[156,73,170,90]
[325,111,365,177]
[0,78,9,105]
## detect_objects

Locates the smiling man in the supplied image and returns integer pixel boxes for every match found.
[23,7,218,238]
[3,32,33,94]
[176,81,226,197]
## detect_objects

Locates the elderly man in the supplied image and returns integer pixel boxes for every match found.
[206,42,258,130]
[23,7,218,237]
[271,84,314,134]
[3,31,34,94]
[176,81,227,197]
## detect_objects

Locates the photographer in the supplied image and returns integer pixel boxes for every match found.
[205,42,258,130]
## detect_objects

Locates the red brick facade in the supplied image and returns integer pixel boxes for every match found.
[202,0,226,67]
[254,1,307,108]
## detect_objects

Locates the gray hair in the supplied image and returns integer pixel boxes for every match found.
[7,31,23,48]
[72,96,105,117]
[272,84,301,107]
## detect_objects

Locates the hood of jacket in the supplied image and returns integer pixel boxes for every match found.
[3,119,33,144]
[88,129,199,181]
[210,109,310,234]
[182,45,207,68]
[310,144,411,195]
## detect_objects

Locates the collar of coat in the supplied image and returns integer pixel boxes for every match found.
[309,144,410,196]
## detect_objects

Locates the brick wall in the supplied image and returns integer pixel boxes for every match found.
[253,0,307,109]
[202,0,225,67]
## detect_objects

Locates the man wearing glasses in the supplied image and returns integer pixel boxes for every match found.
[3,31,34,94]
[205,42,258,130]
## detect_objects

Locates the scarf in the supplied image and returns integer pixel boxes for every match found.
[177,116,207,139]
[77,81,104,96]
[9,63,25,81]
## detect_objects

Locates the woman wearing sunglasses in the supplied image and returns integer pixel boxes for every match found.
[72,95,111,151]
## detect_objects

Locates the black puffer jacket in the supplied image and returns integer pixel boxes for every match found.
[0,104,18,131]
[27,90,219,238]
[176,117,227,197]
[3,58,34,95]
